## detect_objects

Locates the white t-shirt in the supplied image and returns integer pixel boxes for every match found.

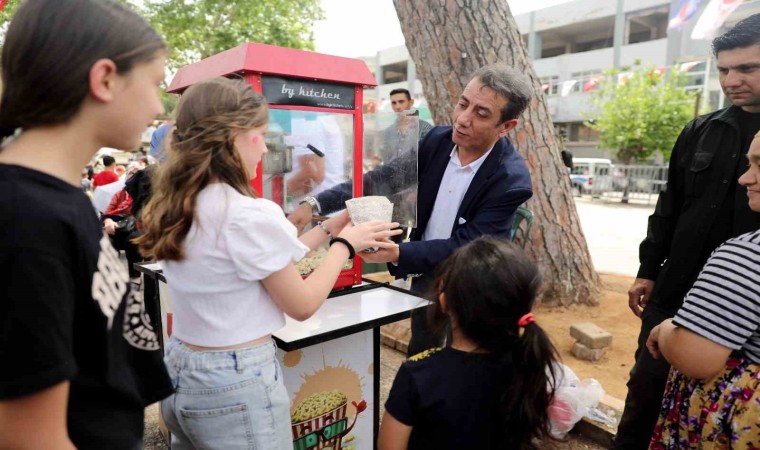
[162,183,309,347]
[285,116,346,206]
[422,146,492,241]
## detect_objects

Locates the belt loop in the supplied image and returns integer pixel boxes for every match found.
[233,350,243,373]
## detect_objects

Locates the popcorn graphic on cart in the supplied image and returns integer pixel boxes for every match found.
[291,390,367,450]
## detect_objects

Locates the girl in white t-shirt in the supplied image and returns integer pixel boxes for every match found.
[138,77,400,449]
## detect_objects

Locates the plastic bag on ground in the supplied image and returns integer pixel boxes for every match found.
[547,363,607,438]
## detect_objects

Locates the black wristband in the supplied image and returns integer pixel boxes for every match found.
[329,237,356,259]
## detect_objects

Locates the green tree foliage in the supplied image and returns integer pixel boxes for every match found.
[141,0,323,70]
[2,1,322,70]
[587,63,697,164]
[0,0,20,23]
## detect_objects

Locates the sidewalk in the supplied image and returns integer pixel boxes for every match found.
[574,197,654,277]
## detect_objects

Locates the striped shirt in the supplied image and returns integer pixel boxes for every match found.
[674,229,760,364]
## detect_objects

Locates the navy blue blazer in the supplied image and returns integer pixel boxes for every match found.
[315,126,533,289]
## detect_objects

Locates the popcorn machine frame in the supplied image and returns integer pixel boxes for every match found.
[168,42,378,289]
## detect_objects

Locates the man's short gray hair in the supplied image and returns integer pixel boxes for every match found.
[472,64,533,123]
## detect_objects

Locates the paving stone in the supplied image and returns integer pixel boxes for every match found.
[570,322,613,349]
[572,341,606,361]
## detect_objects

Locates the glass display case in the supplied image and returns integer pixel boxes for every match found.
[168,44,377,289]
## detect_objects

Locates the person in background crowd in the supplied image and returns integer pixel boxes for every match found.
[0,0,172,449]
[80,168,91,193]
[91,154,118,190]
[149,120,174,163]
[379,88,434,163]
[102,162,143,287]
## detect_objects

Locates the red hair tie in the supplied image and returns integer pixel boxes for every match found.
[517,312,536,328]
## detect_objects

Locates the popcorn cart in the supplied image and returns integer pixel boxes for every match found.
[141,43,430,450]
[168,42,377,290]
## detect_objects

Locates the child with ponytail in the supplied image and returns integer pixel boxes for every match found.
[378,236,560,450]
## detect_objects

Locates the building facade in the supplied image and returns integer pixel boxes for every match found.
[365,0,760,161]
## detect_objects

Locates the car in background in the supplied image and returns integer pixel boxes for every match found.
[569,158,613,196]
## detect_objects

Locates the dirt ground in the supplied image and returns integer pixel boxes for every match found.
[536,272,639,400]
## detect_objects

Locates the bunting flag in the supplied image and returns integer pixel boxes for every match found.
[679,60,702,71]
[531,60,706,97]
[617,72,633,85]
[691,0,744,40]
[583,78,600,92]
[668,0,703,29]
[561,80,578,97]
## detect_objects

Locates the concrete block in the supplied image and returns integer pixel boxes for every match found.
[380,334,396,348]
[570,322,613,349]
[572,342,606,361]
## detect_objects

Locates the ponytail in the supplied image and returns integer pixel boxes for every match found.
[428,236,561,449]
[500,322,559,449]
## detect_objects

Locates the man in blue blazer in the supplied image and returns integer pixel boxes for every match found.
[290,64,534,354]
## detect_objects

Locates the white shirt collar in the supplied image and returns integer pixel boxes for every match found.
[449,144,494,173]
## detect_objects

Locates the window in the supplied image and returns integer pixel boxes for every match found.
[568,122,600,142]
[541,46,566,58]
[682,61,707,88]
[575,37,613,53]
[540,75,559,96]
[626,7,668,44]
[570,71,602,93]
[382,62,407,84]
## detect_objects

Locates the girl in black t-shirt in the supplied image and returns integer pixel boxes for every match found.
[379,236,561,450]
[0,1,172,449]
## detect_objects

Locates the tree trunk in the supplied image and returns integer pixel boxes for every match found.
[393,0,599,306]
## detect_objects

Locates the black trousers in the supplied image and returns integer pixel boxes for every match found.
[109,230,142,279]
[613,305,674,449]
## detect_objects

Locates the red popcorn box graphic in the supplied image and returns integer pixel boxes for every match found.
[291,390,367,450]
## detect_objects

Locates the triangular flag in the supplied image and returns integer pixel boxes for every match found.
[668,0,703,30]
[679,61,701,72]
[691,0,744,40]
[561,80,578,97]
[617,72,633,85]
[583,78,600,92]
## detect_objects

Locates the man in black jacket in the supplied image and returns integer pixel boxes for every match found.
[614,14,760,449]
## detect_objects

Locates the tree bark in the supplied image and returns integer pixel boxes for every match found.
[393,0,599,306]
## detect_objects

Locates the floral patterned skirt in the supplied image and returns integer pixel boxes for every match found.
[649,357,760,449]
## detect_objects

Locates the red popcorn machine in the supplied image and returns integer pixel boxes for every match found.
[168,42,378,289]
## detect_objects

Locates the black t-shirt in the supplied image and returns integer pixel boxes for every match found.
[385,347,509,449]
[0,165,173,449]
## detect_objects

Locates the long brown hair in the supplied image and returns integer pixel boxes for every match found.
[137,77,268,261]
[0,0,165,138]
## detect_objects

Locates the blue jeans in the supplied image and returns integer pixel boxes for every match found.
[161,337,292,450]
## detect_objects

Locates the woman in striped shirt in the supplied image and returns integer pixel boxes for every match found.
[646,131,760,449]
